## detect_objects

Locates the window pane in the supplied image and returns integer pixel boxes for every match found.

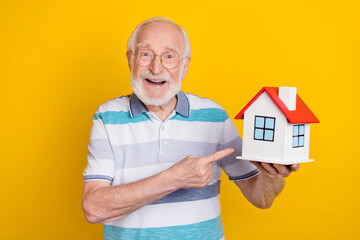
[254,129,264,140]
[255,116,264,128]
[293,125,299,136]
[299,136,304,147]
[293,137,298,147]
[265,118,275,129]
[299,125,305,135]
[264,130,274,141]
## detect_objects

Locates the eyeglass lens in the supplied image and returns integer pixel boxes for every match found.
[136,50,180,69]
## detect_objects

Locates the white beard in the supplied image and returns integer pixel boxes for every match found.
[130,66,183,107]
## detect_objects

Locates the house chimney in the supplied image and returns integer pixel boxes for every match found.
[279,87,297,111]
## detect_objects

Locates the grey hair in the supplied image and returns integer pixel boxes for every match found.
[127,17,191,58]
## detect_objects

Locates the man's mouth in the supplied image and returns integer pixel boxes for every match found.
[145,78,167,86]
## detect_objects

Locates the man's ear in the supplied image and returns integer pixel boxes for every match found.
[126,51,132,71]
[181,57,191,81]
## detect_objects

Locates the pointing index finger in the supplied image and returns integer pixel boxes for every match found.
[203,148,235,163]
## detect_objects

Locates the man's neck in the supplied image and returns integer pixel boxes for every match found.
[145,97,177,122]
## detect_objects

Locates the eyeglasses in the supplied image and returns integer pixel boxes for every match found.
[132,49,185,69]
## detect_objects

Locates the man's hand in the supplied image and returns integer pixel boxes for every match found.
[235,162,299,209]
[250,161,300,179]
[168,148,235,189]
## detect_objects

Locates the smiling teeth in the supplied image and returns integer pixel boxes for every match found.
[148,79,164,83]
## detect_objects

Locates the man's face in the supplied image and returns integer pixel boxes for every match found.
[127,22,189,106]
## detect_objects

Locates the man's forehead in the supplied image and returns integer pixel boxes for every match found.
[135,22,184,53]
[136,41,180,53]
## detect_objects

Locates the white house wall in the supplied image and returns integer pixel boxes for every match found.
[242,92,288,162]
[284,123,311,161]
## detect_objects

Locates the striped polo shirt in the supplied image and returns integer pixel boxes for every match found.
[83,91,259,240]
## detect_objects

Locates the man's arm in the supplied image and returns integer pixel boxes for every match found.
[235,162,300,209]
[82,148,235,224]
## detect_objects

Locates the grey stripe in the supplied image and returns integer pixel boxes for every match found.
[111,140,222,169]
[228,169,259,181]
[88,139,223,169]
[220,136,243,168]
[88,139,114,160]
[88,138,246,170]
[88,138,256,180]
[151,180,220,205]
[84,174,112,182]
[220,136,259,179]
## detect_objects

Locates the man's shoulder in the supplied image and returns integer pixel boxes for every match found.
[96,95,131,113]
[185,93,225,110]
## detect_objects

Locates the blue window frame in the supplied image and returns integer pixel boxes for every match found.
[254,116,275,142]
[293,124,305,148]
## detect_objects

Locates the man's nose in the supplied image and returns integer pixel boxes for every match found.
[149,55,164,75]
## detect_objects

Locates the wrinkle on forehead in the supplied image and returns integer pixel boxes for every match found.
[135,22,184,55]
[136,41,181,55]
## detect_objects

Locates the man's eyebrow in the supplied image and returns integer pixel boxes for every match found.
[167,46,181,55]
[136,42,181,55]
[136,41,151,48]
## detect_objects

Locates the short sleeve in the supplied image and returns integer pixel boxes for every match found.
[220,118,259,181]
[83,110,115,183]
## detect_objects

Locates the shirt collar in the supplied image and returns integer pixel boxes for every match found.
[129,91,190,118]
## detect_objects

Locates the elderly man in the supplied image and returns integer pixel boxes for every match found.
[82,17,299,239]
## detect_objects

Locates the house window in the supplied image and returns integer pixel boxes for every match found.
[293,124,305,148]
[254,116,275,142]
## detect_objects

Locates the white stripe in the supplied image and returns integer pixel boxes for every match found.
[186,94,223,110]
[166,121,226,144]
[223,118,241,143]
[112,163,221,185]
[104,122,160,145]
[106,195,221,228]
[97,120,227,146]
[112,163,172,185]
[98,96,130,112]
[83,157,115,179]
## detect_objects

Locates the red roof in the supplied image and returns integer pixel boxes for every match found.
[235,87,320,124]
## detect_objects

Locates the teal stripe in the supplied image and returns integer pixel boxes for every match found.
[93,113,101,120]
[171,108,229,122]
[104,216,224,240]
[93,111,151,124]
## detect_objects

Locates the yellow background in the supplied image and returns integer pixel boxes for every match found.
[1,0,359,239]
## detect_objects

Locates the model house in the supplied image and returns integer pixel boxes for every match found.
[235,87,319,164]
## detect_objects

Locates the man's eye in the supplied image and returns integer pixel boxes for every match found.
[165,54,174,59]
[142,52,151,57]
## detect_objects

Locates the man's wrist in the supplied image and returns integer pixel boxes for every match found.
[156,168,179,194]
